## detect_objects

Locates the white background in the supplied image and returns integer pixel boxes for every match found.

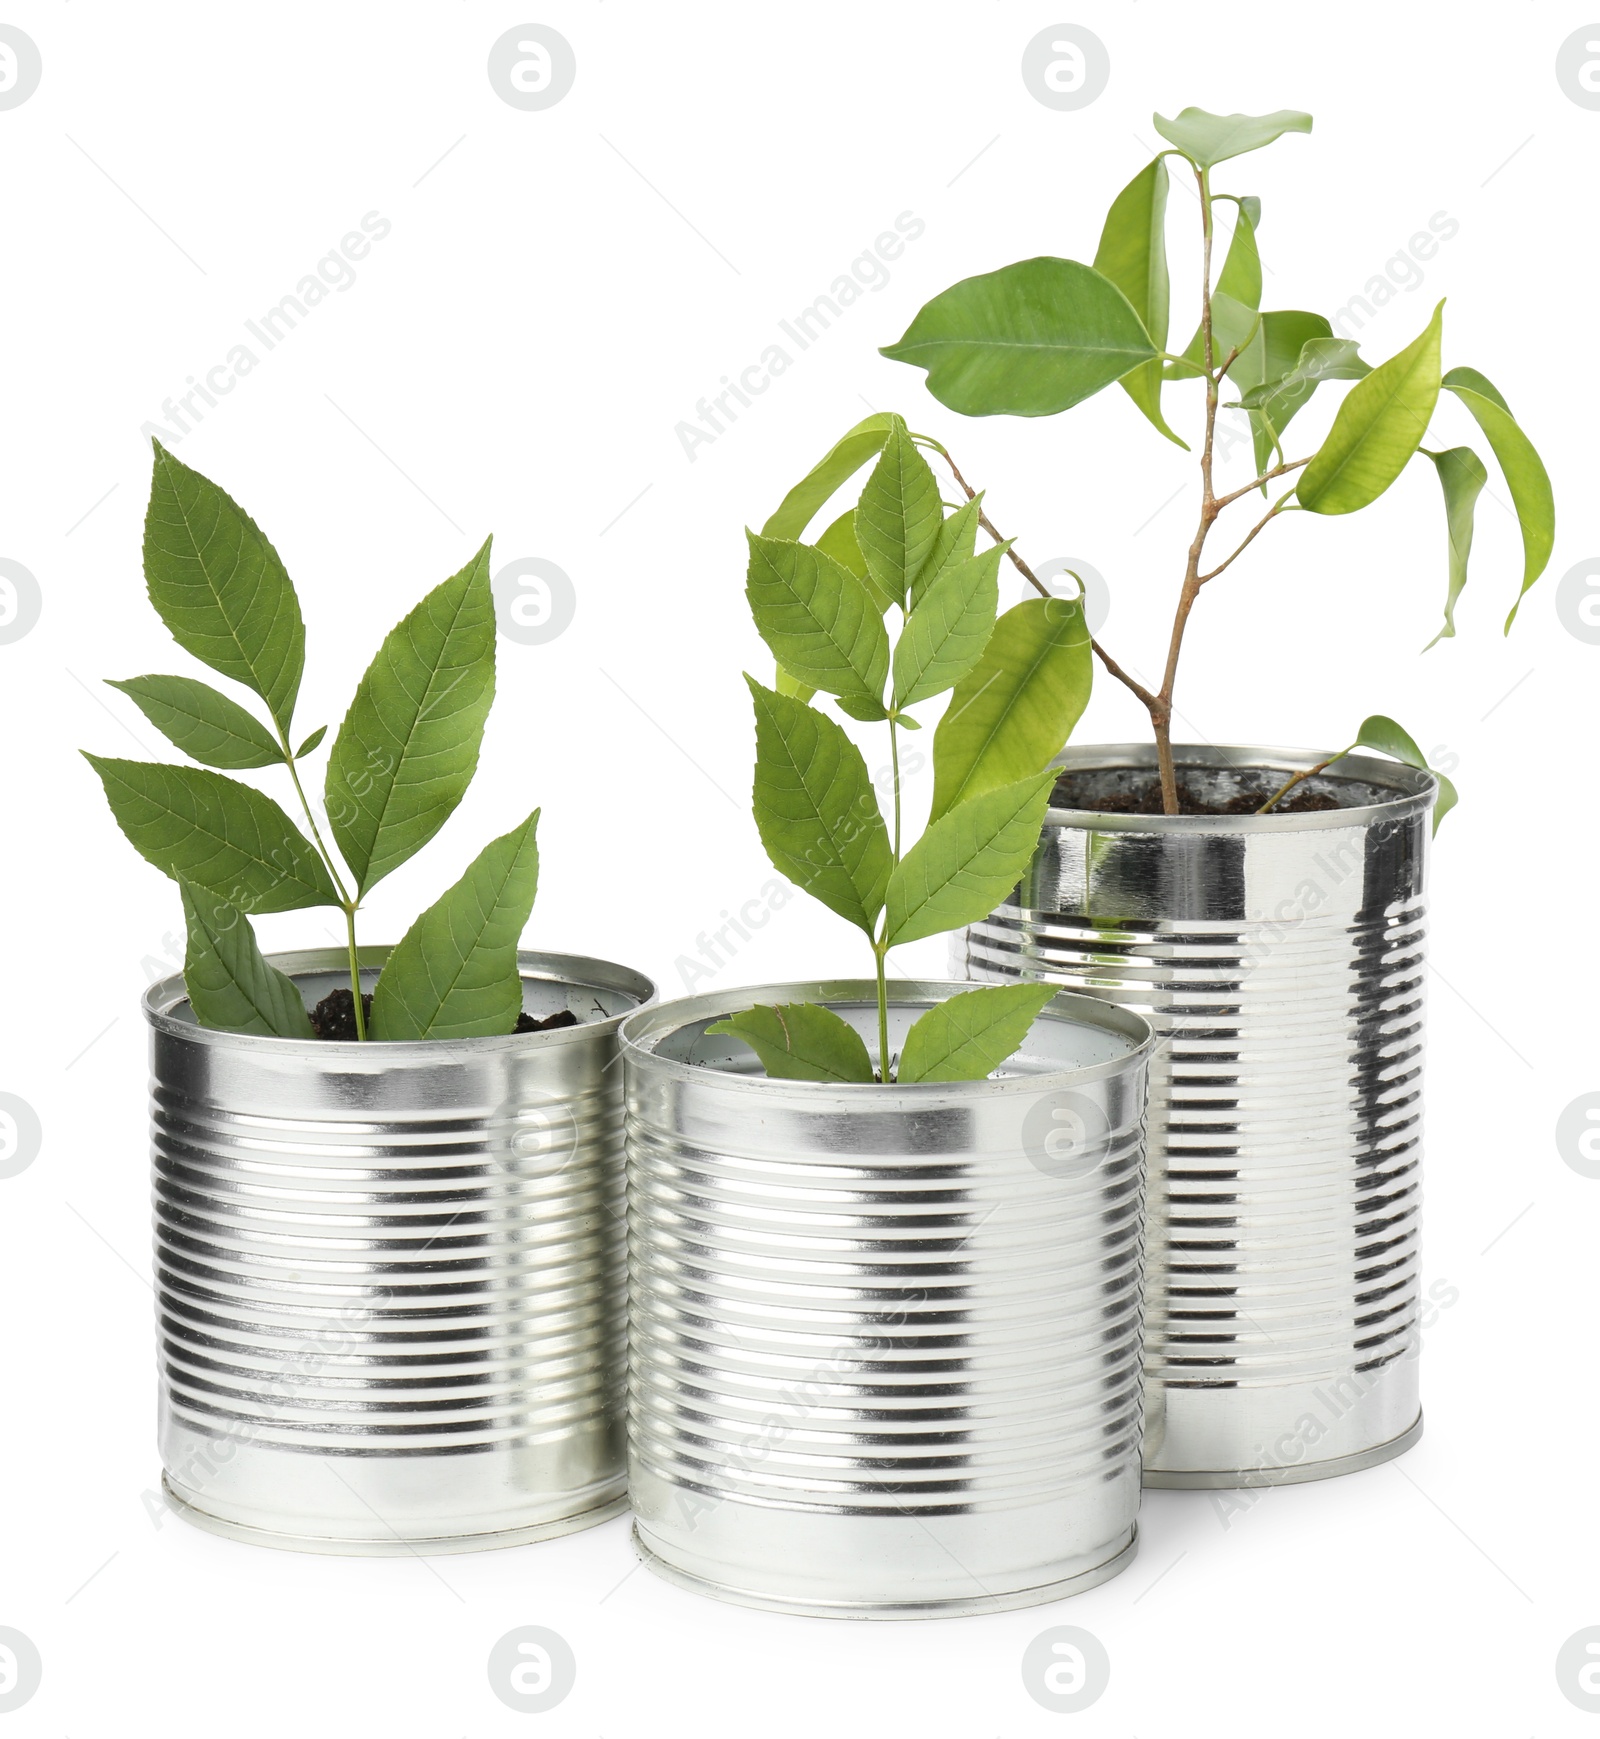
[2,1,1597,1732]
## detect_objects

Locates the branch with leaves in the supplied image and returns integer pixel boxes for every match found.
[86,444,542,1041]
[881,105,1554,820]
[710,414,1092,1085]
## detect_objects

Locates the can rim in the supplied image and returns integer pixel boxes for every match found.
[143,946,657,1054]
[1044,742,1437,833]
[620,977,1153,1098]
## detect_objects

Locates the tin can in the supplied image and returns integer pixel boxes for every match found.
[958,744,1434,1488]
[147,947,654,1553]
[622,978,1152,1617]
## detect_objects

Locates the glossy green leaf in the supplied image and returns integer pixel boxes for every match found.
[745,531,889,706]
[707,1001,875,1084]
[892,544,1002,709]
[745,676,892,937]
[1441,368,1555,629]
[853,419,943,609]
[761,414,896,541]
[880,258,1158,418]
[326,539,496,895]
[911,494,984,608]
[886,769,1057,948]
[179,881,314,1038]
[1298,303,1443,515]
[930,597,1092,821]
[1423,447,1488,648]
[107,674,283,770]
[897,983,1059,1084]
[82,754,339,912]
[1352,714,1457,834]
[1152,107,1313,169]
[1094,158,1184,446]
[369,809,540,1041]
[295,725,327,758]
[144,441,305,732]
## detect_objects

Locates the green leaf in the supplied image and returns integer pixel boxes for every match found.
[326,539,496,896]
[1352,715,1457,835]
[179,881,314,1038]
[1298,302,1443,515]
[761,414,896,541]
[892,544,1002,709]
[745,531,889,706]
[706,1002,875,1084]
[107,674,283,770]
[295,725,327,758]
[1423,447,1488,648]
[1237,328,1361,466]
[369,809,540,1041]
[144,441,305,733]
[930,598,1092,821]
[775,667,817,704]
[897,983,1059,1084]
[886,769,1057,948]
[83,754,340,912]
[1171,204,1263,381]
[814,508,891,613]
[1094,158,1184,447]
[910,495,982,610]
[745,676,892,937]
[1152,107,1313,169]
[880,258,1158,419]
[1441,368,1555,630]
[853,418,943,609]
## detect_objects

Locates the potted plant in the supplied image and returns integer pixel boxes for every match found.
[86,444,654,1553]
[879,107,1553,1489]
[620,416,1155,1617]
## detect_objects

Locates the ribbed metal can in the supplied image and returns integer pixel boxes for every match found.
[145,947,655,1554]
[621,978,1152,1619]
[957,744,1435,1490]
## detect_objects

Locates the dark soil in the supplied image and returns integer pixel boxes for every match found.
[309,988,372,1040]
[308,989,581,1039]
[514,1008,580,1034]
[1052,775,1340,817]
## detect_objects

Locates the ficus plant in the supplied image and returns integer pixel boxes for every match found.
[85,443,546,1043]
[880,106,1554,822]
[708,412,1093,1085]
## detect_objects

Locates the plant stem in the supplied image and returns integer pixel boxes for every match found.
[888,714,902,860]
[1256,743,1355,814]
[873,939,890,1084]
[341,902,367,1039]
[275,732,365,1039]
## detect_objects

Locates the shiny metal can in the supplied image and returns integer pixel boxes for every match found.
[621,979,1152,1618]
[957,744,1435,1490]
[146,947,655,1554]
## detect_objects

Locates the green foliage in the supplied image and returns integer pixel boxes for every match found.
[1352,715,1458,832]
[880,105,1555,816]
[706,1002,876,1083]
[89,446,541,1041]
[880,259,1158,418]
[179,882,316,1039]
[369,811,542,1041]
[897,982,1059,1084]
[726,420,1091,1084]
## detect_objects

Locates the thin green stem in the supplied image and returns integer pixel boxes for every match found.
[873,939,890,1085]
[342,902,367,1040]
[888,715,902,861]
[274,729,365,1038]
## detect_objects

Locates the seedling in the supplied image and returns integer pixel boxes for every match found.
[86,443,541,1041]
[882,106,1552,821]
[709,413,1092,1084]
